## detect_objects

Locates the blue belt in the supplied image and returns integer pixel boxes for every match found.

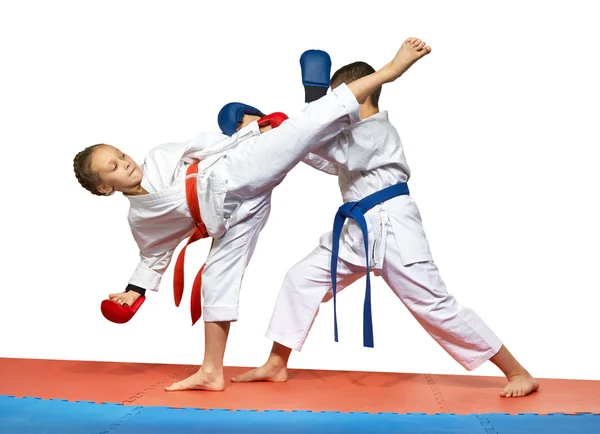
[330,182,410,348]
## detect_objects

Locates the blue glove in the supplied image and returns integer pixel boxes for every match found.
[217,102,265,136]
[300,49,332,103]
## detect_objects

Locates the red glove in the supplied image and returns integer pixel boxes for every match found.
[101,295,146,324]
[257,112,288,129]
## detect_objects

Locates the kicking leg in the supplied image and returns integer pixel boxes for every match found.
[220,37,431,201]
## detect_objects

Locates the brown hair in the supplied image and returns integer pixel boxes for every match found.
[73,144,106,196]
[331,61,381,108]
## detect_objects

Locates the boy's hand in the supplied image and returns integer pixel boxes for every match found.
[108,290,140,307]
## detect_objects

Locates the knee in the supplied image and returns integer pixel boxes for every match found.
[281,261,329,300]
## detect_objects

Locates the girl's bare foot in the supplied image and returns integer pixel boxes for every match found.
[165,366,225,392]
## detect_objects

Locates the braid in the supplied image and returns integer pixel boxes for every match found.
[73,144,106,196]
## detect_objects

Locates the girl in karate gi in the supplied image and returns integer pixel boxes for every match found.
[232,61,539,398]
[72,37,432,392]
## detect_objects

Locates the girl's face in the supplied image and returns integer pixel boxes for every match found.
[90,144,143,195]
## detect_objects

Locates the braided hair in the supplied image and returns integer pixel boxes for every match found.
[73,144,107,196]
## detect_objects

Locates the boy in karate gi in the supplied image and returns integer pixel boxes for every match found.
[232,59,539,398]
[72,36,430,392]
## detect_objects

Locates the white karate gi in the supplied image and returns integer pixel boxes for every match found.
[125,83,361,322]
[265,111,503,371]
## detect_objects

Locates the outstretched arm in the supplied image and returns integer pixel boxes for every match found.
[347,38,431,103]
[108,248,175,307]
[302,152,338,175]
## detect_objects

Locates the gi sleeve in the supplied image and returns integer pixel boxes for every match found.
[302,152,339,175]
[127,249,175,293]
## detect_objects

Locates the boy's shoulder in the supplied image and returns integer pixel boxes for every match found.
[367,110,392,124]
[355,111,399,134]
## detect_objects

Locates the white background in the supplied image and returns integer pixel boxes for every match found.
[1,1,598,381]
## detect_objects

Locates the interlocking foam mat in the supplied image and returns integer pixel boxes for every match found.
[1,358,598,433]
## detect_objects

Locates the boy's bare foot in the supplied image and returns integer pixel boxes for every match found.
[384,37,432,82]
[490,345,539,398]
[501,372,540,398]
[230,360,288,383]
[165,367,225,392]
[108,290,140,306]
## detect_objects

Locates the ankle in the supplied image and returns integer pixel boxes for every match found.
[507,369,530,379]
[200,364,223,377]
[267,354,288,369]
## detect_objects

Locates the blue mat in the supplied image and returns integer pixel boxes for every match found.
[1,395,598,433]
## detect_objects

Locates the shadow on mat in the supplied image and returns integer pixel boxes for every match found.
[432,374,506,389]
[287,369,422,388]
[61,361,179,376]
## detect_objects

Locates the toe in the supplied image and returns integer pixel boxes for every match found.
[230,372,249,383]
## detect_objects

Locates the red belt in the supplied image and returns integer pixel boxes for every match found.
[173,162,211,325]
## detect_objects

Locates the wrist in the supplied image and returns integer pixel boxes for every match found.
[377,63,397,84]
[126,283,146,297]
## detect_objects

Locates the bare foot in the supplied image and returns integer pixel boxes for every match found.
[165,367,225,392]
[500,372,540,398]
[108,290,140,306]
[385,37,432,82]
[230,361,288,383]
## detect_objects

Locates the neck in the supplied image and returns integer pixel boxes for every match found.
[122,184,148,196]
[359,104,379,119]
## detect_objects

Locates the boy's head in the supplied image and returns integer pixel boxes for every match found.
[74,144,143,196]
[331,61,381,109]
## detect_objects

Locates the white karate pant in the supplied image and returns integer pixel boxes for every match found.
[201,192,271,322]
[265,231,504,371]
[217,83,361,202]
[201,83,361,322]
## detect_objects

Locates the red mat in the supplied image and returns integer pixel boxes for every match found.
[1,358,599,415]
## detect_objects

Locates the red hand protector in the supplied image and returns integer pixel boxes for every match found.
[101,295,146,324]
[257,112,288,129]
